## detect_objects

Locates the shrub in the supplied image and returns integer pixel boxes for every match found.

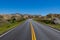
[40,20,53,24]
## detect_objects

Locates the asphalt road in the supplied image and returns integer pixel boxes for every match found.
[0,19,60,40]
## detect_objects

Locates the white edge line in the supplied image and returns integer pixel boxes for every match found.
[0,26,16,38]
[0,21,26,38]
[35,21,60,33]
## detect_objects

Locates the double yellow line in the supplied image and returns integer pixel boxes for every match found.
[30,22,36,40]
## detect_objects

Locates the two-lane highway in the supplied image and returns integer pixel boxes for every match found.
[0,19,60,40]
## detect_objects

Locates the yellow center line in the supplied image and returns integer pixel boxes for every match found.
[30,22,36,40]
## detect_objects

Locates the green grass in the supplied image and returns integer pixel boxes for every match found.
[0,20,25,35]
[47,24,60,30]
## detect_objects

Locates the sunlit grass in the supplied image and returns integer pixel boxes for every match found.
[0,20,25,35]
[47,24,60,30]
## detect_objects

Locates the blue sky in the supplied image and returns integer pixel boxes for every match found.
[0,0,60,15]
